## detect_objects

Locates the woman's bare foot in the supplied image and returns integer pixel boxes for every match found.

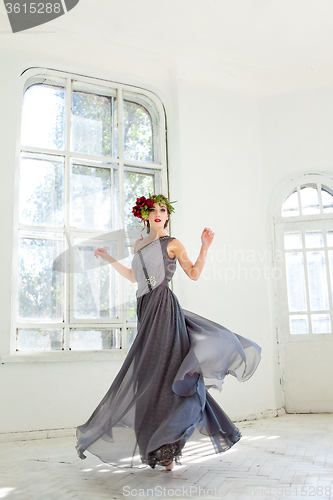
[164,461,174,471]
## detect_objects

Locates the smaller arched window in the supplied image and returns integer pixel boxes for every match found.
[282,184,333,217]
[276,178,333,336]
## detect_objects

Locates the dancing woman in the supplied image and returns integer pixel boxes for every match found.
[75,194,261,471]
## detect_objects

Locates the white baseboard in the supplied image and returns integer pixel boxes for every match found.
[0,427,76,443]
[235,407,286,422]
[0,408,287,443]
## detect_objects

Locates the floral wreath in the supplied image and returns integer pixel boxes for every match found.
[132,193,176,229]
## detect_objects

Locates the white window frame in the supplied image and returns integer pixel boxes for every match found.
[271,172,333,345]
[9,67,168,361]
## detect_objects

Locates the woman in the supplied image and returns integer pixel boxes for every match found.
[75,194,261,471]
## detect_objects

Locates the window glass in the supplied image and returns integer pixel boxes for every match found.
[284,232,302,250]
[306,251,329,311]
[17,329,63,351]
[70,164,115,230]
[311,314,331,334]
[71,91,117,157]
[73,239,118,320]
[19,155,64,227]
[305,231,323,248]
[285,253,307,312]
[18,233,64,320]
[69,329,121,350]
[126,327,138,348]
[300,184,320,215]
[289,315,309,334]
[21,84,65,150]
[124,100,153,162]
[282,190,299,217]
[124,170,155,230]
[322,187,333,214]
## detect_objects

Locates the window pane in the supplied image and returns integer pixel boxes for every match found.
[284,232,302,250]
[311,314,331,334]
[282,190,299,217]
[124,170,155,230]
[322,187,333,214]
[285,253,307,312]
[17,329,63,351]
[69,329,121,350]
[21,84,65,150]
[71,164,114,230]
[19,156,64,226]
[124,100,153,162]
[18,234,64,320]
[300,184,320,215]
[289,315,309,334]
[73,239,118,319]
[126,327,138,348]
[307,251,329,311]
[71,92,117,157]
[305,231,323,248]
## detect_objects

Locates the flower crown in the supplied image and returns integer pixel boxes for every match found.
[132,194,176,223]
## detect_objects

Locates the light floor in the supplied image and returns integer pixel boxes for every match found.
[0,414,332,500]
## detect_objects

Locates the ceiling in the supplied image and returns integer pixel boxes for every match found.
[1,0,333,87]
[31,0,333,68]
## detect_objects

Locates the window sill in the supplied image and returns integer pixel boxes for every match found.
[0,350,129,363]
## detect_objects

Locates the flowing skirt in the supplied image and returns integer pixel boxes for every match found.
[75,285,261,468]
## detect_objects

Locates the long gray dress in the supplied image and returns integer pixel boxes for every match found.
[75,235,261,469]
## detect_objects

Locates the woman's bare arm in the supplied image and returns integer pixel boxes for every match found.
[168,228,214,281]
[94,248,136,283]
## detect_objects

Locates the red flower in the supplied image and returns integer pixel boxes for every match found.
[132,205,143,218]
[146,198,154,208]
[136,196,146,207]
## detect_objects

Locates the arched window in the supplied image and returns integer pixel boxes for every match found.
[274,176,333,336]
[14,69,167,354]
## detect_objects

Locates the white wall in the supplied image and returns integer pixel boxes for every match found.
[261,87,333,413]
[1,17,332,433]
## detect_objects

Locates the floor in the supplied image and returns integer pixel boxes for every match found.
[0,414,332,500]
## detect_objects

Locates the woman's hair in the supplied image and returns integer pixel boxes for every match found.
[146,194,170,234]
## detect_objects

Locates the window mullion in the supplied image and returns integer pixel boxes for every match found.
[301,230,312,334]
[117,87,126,326]
[296,184,302,217]
[323,228,333,330]
[318,182,324,214]
[64,76,72,351]
[68,151,120,165]
[20,145,66,157]
[117,87,124,228]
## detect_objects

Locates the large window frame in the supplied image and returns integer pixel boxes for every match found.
[272,173,333,344]
[10,68,168,359]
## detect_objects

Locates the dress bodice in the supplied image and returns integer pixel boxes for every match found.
[132,236,177,297]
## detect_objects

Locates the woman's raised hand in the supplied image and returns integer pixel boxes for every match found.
[94,247,110,261]
[201,228,215,249]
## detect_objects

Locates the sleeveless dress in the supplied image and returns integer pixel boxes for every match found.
[75,235,261,469]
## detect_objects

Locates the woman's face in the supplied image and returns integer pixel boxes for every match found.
[147,202,169,230]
